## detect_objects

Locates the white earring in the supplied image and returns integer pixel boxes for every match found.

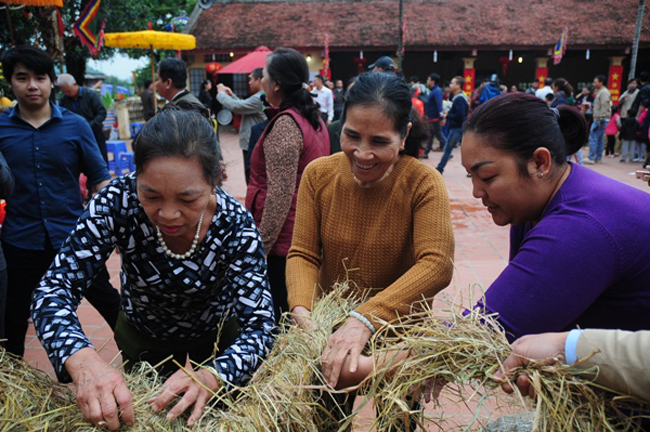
[538,172,545,178]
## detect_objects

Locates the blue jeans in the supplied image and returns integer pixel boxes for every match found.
[588,119,607,161]
[436,128,463,173]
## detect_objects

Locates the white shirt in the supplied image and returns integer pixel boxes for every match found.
[535,86,553,100]
[311,86,334,122]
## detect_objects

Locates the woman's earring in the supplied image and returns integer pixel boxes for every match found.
[538,172,545,179]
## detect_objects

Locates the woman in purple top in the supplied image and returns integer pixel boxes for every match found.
[461,92,650,342]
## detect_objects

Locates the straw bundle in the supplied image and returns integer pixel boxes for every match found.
[0,281,361,431]
[357,298,647,432]
[200,280,362,431]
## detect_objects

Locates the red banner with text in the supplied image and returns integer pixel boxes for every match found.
[536,67,549,87]
[608,65,624,105]
[463,68,475,97]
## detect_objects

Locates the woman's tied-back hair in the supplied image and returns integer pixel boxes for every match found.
[133,101,222,186]
[265,47,321,130]
[464,92,588,177]
[341,72,430,158]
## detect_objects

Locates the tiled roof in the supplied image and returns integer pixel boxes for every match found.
[191,0,650,51]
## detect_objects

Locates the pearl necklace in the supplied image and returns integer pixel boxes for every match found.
[156,210,205,260]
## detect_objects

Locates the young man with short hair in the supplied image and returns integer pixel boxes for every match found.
[311,74,334,124]
[436,76,469,174]
[0,46,114,356]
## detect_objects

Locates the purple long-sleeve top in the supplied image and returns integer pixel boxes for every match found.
[479,163,650,342]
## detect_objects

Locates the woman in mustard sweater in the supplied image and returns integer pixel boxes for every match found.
[286,72,455,392]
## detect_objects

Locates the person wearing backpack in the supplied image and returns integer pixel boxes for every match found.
[478,74,502,106]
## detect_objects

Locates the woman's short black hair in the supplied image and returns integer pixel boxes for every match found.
[265,47,321,130]
[157,58,187,89]
[341,72,429,158]
[464,92,588,177]
[133,101,222,186]
[1,45,56,83]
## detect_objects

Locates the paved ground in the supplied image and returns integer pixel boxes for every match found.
[22,128,649,430]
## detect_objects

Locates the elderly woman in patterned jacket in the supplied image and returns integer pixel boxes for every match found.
[31,102,275,430]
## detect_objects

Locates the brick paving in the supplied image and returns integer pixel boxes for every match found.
[22,128,649,430]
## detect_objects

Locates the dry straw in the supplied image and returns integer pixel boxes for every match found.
[0,281,361,431]
[351,294,648,432]
[1,282,648,431]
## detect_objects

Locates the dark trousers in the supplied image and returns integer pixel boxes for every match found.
[425,120,446,154]
[115,311,239,377]
[606,135,616,155]
[3,240,121,357]
[267,255,288,325]
[436,127,464,174]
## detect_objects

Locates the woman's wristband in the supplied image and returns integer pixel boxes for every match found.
[349,311,376,334]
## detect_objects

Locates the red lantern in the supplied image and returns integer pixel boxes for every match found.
[205,62,222,75]
[352,57,367,73]
[497,56,512,77]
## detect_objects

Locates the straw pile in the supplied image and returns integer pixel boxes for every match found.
[0,349,195,431]
[2,282,648,431]
[0,281,361,431]
[356,297,647,432]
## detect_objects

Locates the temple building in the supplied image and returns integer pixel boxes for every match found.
[186,0,650,101]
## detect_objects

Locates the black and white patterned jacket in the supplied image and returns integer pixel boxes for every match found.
[31,173,275,385]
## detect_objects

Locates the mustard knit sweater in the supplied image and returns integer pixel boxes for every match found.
[286,152,455,329]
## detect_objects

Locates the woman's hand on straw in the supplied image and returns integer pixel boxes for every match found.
[291,305,315,329]
[65,347,134,430]
[321,316,372,388]
[149,358,220,426]
[495,332,568,398]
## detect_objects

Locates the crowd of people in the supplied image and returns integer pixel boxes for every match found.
[1,44,650,431]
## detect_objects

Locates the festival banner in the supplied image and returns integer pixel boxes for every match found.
[536,67,549,88]
[463,68,475,97]
[608,65,624,105]
[553,27,568,65]
[73,0,104,58]
[321,31,331,81]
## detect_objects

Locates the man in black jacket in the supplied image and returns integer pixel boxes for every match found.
[57,74,108,163]
[631,71,650,117]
